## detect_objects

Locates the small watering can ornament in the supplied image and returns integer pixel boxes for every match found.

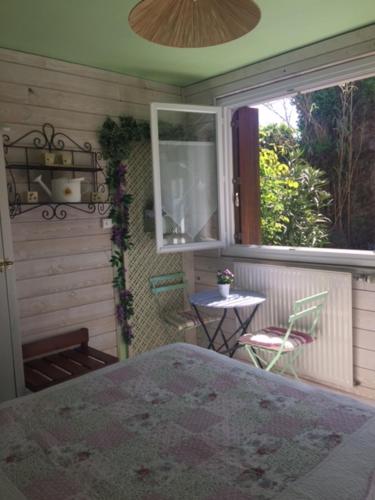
[34,175,84,203]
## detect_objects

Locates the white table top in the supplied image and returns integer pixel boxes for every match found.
[189,289,266,309]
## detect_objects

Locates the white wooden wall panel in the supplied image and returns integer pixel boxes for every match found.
[20,299,116,337]
[0,48,180,94]
[17,268,113,299]
[0,49,182,355]
[14,234,112,260]
[19,283,114,317]
[15,252,111,280]
[11,219,109,241]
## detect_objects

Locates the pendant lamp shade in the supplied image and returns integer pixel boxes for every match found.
[128,0,261,48]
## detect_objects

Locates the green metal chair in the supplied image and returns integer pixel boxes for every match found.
[150,272,221,335]
[239,291,328,379]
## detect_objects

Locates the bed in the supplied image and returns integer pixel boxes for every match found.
[1,343,375,500]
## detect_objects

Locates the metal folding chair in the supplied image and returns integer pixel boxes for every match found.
[239,291,328,379]
[150,272,221,335]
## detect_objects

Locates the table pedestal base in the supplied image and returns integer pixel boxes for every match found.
[192,304,261,360]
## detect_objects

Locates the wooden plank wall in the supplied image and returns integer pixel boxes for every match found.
[10,209,117,355]
[194,251,375,401]
[353,279,375,398]
[0,48,182,356]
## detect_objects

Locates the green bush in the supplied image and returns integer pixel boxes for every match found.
[260,125,332,247]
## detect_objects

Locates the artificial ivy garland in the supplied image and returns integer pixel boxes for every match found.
[99,116,150,355]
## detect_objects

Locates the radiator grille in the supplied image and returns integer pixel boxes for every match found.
[234,262,353,389]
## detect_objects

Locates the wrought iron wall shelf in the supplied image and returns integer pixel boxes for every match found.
[10,202,111,221]
[3,123,109,220]
[6,164,103,173]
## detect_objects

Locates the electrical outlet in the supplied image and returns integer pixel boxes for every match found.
[102,218,113,229]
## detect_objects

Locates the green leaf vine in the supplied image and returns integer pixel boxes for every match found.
[98,116,150,352]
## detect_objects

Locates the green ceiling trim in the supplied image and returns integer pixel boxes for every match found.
[0,0,374,86]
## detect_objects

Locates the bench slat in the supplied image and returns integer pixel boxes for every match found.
[44,353,90,375]
[85,347,119,365]
[24,365,53,391]
[61,349,105,370]
[26,359,72,382]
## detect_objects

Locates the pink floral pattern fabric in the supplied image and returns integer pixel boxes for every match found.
[0,343,374,500]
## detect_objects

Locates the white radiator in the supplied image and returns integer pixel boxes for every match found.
[234,262,353,389]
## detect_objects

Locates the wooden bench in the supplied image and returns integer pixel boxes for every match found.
[23,328,118,392]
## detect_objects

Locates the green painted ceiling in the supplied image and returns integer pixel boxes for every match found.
[0,0,374,86]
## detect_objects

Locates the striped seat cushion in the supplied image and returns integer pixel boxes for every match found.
[240,326,314,352]
[163,310,220,331]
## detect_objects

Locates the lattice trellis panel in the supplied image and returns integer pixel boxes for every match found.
[127,143,184,356]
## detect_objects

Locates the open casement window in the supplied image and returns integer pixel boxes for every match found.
[232,107,261,245]
[151,103,226,253]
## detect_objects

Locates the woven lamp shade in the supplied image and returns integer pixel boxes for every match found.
[128,0,261,48]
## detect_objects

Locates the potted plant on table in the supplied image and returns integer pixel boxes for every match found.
[217,269,235,299]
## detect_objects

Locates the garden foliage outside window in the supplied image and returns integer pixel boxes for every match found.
[251,75,375,251]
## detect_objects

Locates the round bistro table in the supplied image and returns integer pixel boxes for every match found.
[189,289,266,357]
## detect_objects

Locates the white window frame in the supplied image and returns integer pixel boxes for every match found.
[150,102,227,254]
[216,54,375,268]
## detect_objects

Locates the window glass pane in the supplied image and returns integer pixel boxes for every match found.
[157,110,219,246]
[247,75,375,251]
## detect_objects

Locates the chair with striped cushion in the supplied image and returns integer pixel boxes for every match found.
[239,291,328,379]
[150,272,221,335]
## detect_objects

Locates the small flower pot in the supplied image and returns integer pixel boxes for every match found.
[218,284,230,299]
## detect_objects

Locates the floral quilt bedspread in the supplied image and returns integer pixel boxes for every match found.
[1,343,375,500]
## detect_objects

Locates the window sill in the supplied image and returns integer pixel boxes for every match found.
[222,245,375,269]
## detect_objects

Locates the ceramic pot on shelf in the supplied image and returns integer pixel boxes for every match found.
[218,283,231,299]
[34,175,84,203]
